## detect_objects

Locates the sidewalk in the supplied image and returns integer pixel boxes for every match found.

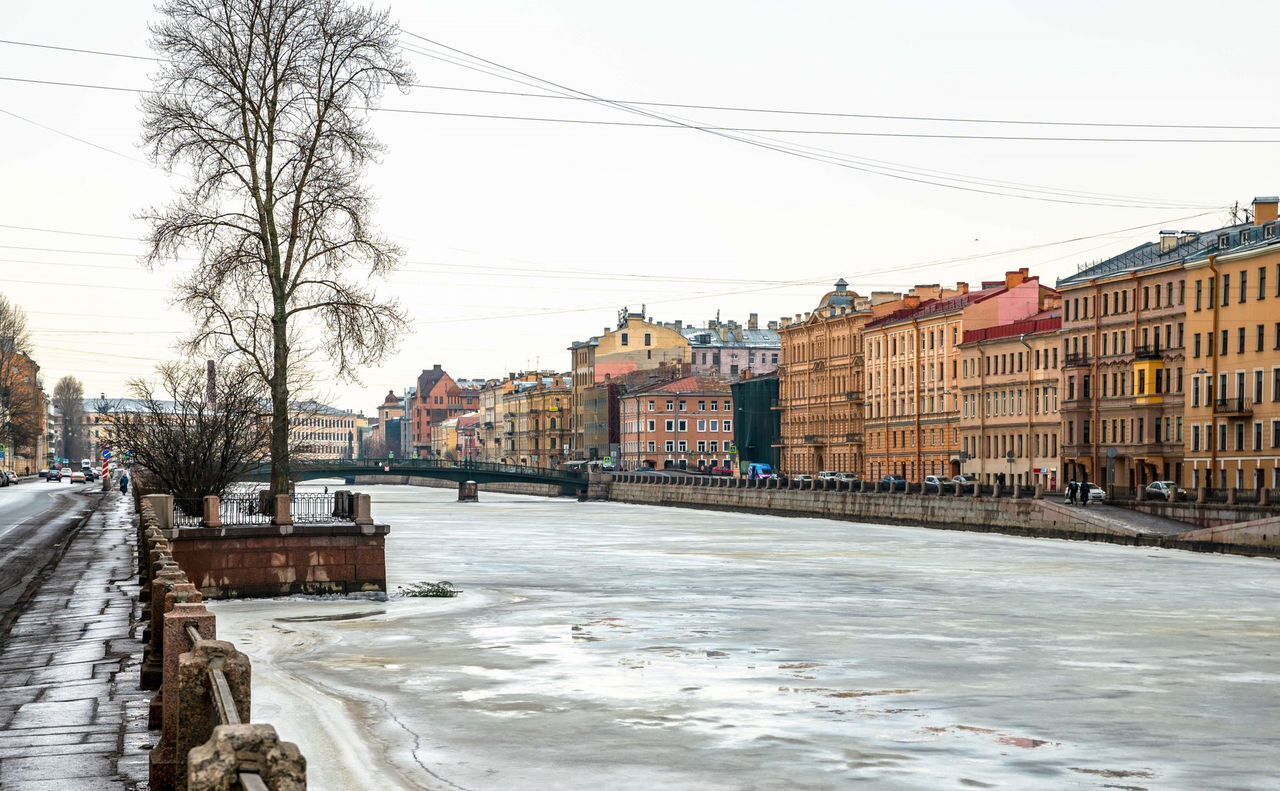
[0,491,149,790]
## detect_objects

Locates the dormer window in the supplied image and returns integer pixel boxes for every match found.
[1218,233,1230,248]
[1266,225,1276,239]
[1241,229,1252,244]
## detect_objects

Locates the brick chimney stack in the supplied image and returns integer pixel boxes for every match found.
[1252,196,1278,226]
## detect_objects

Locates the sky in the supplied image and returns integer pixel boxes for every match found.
[2,0,1278,413]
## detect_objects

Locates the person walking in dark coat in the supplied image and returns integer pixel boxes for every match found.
[1079,479,1090,507]
[1066,479,1077,504]
[119,474,129,495]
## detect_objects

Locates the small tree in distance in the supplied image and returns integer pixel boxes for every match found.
[100,362,271,507]
[52,375,87,462]
[140,0,412,496]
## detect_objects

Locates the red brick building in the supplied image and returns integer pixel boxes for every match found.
[412,364,479,458]
[619,376,734,471]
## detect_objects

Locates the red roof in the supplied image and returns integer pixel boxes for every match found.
[961,311,1062,345]
[630,375,731,396]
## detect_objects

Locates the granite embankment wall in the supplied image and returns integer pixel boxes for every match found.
[1126,500,1278,529]
[605,479,1280,557]
[353,474,568,498]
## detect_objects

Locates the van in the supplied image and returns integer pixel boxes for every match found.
[746,463,774,480]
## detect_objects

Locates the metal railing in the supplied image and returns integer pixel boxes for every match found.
[1062,353,1090,368]
[185,624,268,791]
[290,493,338,523]
[1213,396,1252,415]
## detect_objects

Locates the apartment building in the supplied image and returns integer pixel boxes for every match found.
[862,270,1054,482]
[957,311,1062,489]
[776,279,875,476]
[502,375,572,468]
[1183,198,1280,492]
[619,376,734,471]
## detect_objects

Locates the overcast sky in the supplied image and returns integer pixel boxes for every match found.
[3,0,1277,413]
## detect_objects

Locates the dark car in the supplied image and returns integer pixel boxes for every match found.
[880,475,908,491]
[47,468,62,482]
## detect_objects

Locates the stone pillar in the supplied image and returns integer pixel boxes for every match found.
[873,481,882,494]
[149,604,218,791]
[187,724,305,791]
[201,496,222,528]
[1196,485,1207,504]
[150,586,204,729]
[1135,485,1145,503]
[1034,484,1044,500]
[143,566,187,690]
[1260,487,1270,507]
[953,481,962,497]
[144,494,175,532]
[167,640,251,791]
[354,493,374,526]
[271,494,293,527]
[458,480,479,502]
[1226,487,1237,505]
[991,484,1001,499]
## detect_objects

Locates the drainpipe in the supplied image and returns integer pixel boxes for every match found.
[912,317,923,482]
[1208,255,1220,490]
[1019,333,1034,487]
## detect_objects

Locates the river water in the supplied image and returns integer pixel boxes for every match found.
[213,484,1280,791]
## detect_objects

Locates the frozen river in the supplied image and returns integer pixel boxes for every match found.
[214,484,1280,791]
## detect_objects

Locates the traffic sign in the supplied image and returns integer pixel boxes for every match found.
[102,450,113,459]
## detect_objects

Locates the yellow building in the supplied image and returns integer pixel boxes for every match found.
[1183,198,1280,494]
[569,307,691,459]
[957,311,1062,489]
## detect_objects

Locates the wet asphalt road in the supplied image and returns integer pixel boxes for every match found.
[0,479,98,640]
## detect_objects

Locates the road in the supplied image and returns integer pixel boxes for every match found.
[0,478,99,640]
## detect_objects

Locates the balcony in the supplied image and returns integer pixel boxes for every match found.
[1213,396,1252,417]
[845,390,863,402]
[803,434,825,445]
[1062,353,1090,368]
[844,432,864,444]
[1133,344,1164,361]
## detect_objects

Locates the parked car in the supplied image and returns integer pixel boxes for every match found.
[38,468,49,479]
[792,474,814,482]
[70,470,87,483]
[835,472,861,484]
[0,472,8,487]
[1144,480,1185,502]
[709,465,734,476]
[47,468,62,482]
[746,463,775,480]
[1083,482,1106,503]
[4,471,16,484]
[880,475,908,491]
[818,471,840,480]
[950,474,977,486]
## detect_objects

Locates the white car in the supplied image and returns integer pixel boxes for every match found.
[923,475,947,492]
[792,474,814,482]
[818,471,840,480]
[1144,480,1185,502]
[1083,483,1105,503]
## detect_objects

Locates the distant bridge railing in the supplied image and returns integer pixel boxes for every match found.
[248,458,588,486]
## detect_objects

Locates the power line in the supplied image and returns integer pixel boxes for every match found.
[396,36,1226,209]
[0,222,140,240]
[0,38,162,62]
[0,75,1216,209]
[0,106,147,163]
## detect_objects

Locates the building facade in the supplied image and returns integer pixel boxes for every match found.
[502,375,572,468]
[619,376,734,471]
[958,312,1062,489]
[731,373,780,473]
[864,270,1054,482]
[412,365,480,459]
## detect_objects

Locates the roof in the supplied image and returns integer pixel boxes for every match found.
[681,326,781,349]
[416,366,450,394]
[629,375,731,396]
[960,311,1062,345]
[863,284,1012,330]
[1057,219,1280,288]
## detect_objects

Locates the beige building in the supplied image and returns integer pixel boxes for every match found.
[502,374,572,468]
[958,312,1062,489]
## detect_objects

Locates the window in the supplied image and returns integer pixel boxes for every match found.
[1257,371,1265,404]
[1222,329,1229,356]
[1261,267,1268,300]
[723,419,732,433]
[697,419,706,431]
[620,332,629,346]
[1240,271,1248,303]
[664,419,674,431]
[644,332,652,346]
[1195,280,1203,311]
[664,440,674,452]
[1222,274,1230,306]
[1260,325,1267,353]
[647,419,655,431]
[709,420,718,432]
[1238,327,1246,355]
[1194,333,1201,358]
[1255,422,1263,451]
[1192,425,1201,451]
[677,419,687,431]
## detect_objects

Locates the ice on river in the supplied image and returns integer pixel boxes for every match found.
[213,484,1280,790]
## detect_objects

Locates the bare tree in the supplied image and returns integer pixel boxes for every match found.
[0,295,43,465]
[99,362,272,506]
[140,0,412,495]
[52,376,87,463]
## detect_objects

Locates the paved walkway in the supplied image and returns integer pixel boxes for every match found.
[0,491,149,790]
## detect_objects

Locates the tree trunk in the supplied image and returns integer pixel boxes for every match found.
[270,312,291,496]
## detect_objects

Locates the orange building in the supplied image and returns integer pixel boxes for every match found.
[864,269,1056,482]
[619,376,734,471]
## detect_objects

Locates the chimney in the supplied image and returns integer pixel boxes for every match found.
[1252,196,1278,226]
[767,320,778,330]
[1159,229,1178,254]
[903,295,921,310]
[956,282,969,295]
[1178,230,1199,246]
[1004,268,1030,288]
[433,363,443,371]
[748,313,758,330]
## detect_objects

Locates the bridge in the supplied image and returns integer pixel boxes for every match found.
[245,458,590,494]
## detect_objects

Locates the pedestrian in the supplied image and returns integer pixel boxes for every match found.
[324,485,329,494]
[1080,479,1089,507]
[1066,479,1077,504]
[119,474,129,495]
